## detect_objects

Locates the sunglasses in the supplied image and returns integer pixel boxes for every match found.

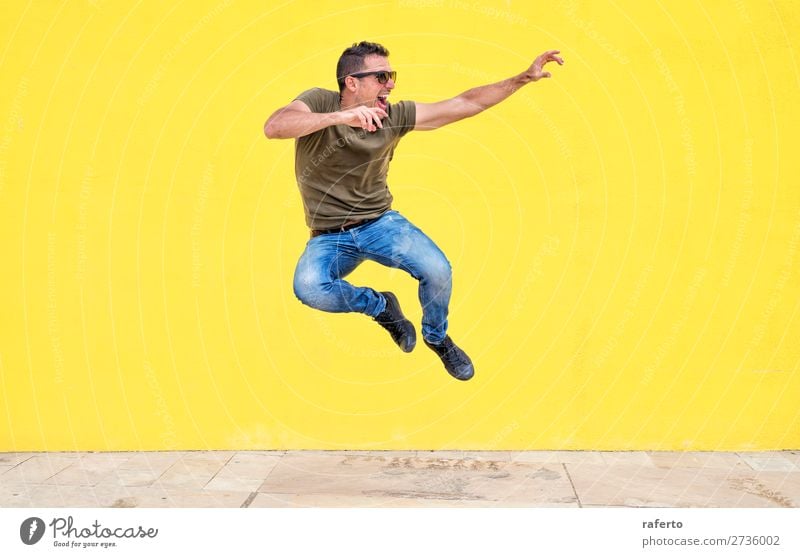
[349,70,397,84]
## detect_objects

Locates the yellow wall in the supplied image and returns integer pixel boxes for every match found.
[1,1,798,451]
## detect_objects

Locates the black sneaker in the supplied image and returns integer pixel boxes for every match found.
[424,336,474,381]
[373,291,416,353]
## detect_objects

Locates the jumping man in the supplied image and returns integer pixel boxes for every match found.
[264,41,563,381]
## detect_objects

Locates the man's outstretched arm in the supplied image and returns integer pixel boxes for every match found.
[414,50,564,131]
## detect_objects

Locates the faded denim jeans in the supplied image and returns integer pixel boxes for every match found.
[293,210,452,344]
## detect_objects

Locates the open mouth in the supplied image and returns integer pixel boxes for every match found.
[376,94,389,111]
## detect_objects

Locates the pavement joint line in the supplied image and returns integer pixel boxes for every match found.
[736,451,757,471]
[240,491,258,508]
[562,462,582,508]
[257,453,285,489]
[202,452,236,489]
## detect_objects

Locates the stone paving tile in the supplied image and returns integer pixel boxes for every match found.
[738,472,800,507]
[100,469,163,488]
[181,451,236,463]
[79,452,132,465]
[391,457,577,506]
[153,456,231,490]
[582,505,634,508]
[152,461,222,490]
[647,452,748,470]
[0,482,33,506]
[416,451,515,461]
[43,453,132,487]
[600,452,655,466]
[226,453,285,468]
[511,451,606,465]
[417,451,599,463]
[119,486,251,508]
[117,451,187,469]
[739,452,799,472]
[782,452,800,469]
[203,475,264,493]
[0,453,36,466]
[248,492,520,507]
[204,452,283,492]
[290,450,418,458]
[42,466,104,487]
[0,483,129,507]
[0,482,249,508]
[257,453,578,506]
[0,454,81,484]
[566,463,786,507]
[94,452,187,488]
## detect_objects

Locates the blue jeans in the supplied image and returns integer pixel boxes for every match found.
[293,210,451,344]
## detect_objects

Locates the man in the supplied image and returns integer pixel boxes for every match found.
[264,42,563,381]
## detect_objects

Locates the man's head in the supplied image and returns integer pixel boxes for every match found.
[336,41,396,111]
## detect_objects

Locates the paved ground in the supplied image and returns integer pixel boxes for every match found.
[1,451,799,508]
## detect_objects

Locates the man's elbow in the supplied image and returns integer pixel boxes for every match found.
[264,119,282,139]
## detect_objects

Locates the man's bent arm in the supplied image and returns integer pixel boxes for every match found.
[414,49,563,131]
[264,100,388,139]
[264,100,338,139]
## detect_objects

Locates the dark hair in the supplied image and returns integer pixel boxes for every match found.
[336,41,390,92]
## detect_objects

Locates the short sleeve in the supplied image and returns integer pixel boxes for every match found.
[389,100,416,138]
[294,88,336,113]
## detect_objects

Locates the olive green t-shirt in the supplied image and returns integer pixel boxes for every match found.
[293,88,416,230]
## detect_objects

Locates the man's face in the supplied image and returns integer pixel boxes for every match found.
[350,54,395,111]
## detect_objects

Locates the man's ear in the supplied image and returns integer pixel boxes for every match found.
[344,75,358,93]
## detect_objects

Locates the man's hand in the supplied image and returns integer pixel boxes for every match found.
[524,50,564,82]
[338,105,388,132]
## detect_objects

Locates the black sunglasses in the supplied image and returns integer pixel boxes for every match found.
[349,70,397,84]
